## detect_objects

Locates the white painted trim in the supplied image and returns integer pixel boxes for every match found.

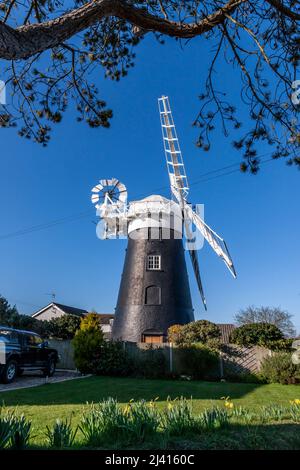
[32,303,54,318]
[32,303,67,318]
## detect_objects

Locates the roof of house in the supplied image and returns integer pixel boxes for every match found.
[32,302,88,318]
[93,313,114,324]
[217,323,236,344]
[32,303,114,323]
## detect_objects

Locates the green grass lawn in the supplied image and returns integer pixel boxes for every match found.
[1,376,300,449]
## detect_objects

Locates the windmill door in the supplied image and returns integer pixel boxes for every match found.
[142,329,164,343]
[143,334,164,343]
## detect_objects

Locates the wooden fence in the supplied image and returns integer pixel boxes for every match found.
[50,339,271,376]
[123,341,271,377]
[48,339,75,370]
[221,344,271,376]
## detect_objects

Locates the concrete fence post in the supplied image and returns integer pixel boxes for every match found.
[169,342,173,373]
[219,351,224,379]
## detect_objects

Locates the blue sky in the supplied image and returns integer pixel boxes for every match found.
[0,34,299,331]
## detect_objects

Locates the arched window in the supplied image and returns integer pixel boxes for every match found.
[145,285,161,305]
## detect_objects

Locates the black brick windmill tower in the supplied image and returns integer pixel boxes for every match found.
[91,96,236,343]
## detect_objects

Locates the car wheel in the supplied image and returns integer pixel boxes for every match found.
[2,360,18,384]
[43,358,56,377]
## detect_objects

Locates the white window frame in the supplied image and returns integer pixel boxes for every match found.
[147,255,161,271]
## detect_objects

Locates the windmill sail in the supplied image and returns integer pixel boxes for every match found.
[188,248,207,310]
[158,96,189,203]
[158,95,236,310]
[184,204,236,278]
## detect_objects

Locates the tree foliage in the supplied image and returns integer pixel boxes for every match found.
[79,312,103,331]
[0,1,299,171]
[72,313,105,373]
[45,315,81,339]
[234,306,296,337]
[0,295,19,325]
[0,294,44,332]
[230,322,285,348]
[167,320,221,348]
[167,324,185,344]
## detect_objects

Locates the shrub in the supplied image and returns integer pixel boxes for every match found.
[167,324,185,344]
[92,341,133,377]
[230,322,284,349]
[260,352,300,384]
[267,338,294,351]
[176,343,219,379]
[168,320,221,348]
[133,347,167,379]
[72,313,105,373]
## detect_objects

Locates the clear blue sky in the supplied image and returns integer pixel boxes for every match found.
[0,34,299,331]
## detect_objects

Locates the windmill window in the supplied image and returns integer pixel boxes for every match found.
[147,255,161,270]
[145,286,161,305]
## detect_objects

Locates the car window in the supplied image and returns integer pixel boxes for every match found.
[23,334,43,346]
[0,329,19,343]
[33,335,43,346]
[24,334,37,346]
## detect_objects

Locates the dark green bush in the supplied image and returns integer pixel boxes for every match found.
[230,323,284,349]
[92,341,133,377]
[176,343,219,379]
[260,352,300,384]
[133,347,168,379]
[266,338,294,351]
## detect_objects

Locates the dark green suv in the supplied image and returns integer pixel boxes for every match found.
[0,326,59,384]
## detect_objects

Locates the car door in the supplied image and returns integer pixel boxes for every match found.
[21,333,39,367]
[32,334,46,366]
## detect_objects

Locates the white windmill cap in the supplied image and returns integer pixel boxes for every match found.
[127,194,183,235]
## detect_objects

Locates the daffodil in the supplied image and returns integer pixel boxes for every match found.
[227,402,234,409]
[123,404,131,415]
[290,399,300,406]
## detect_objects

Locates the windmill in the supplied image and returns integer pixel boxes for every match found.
[91,96,236,343]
